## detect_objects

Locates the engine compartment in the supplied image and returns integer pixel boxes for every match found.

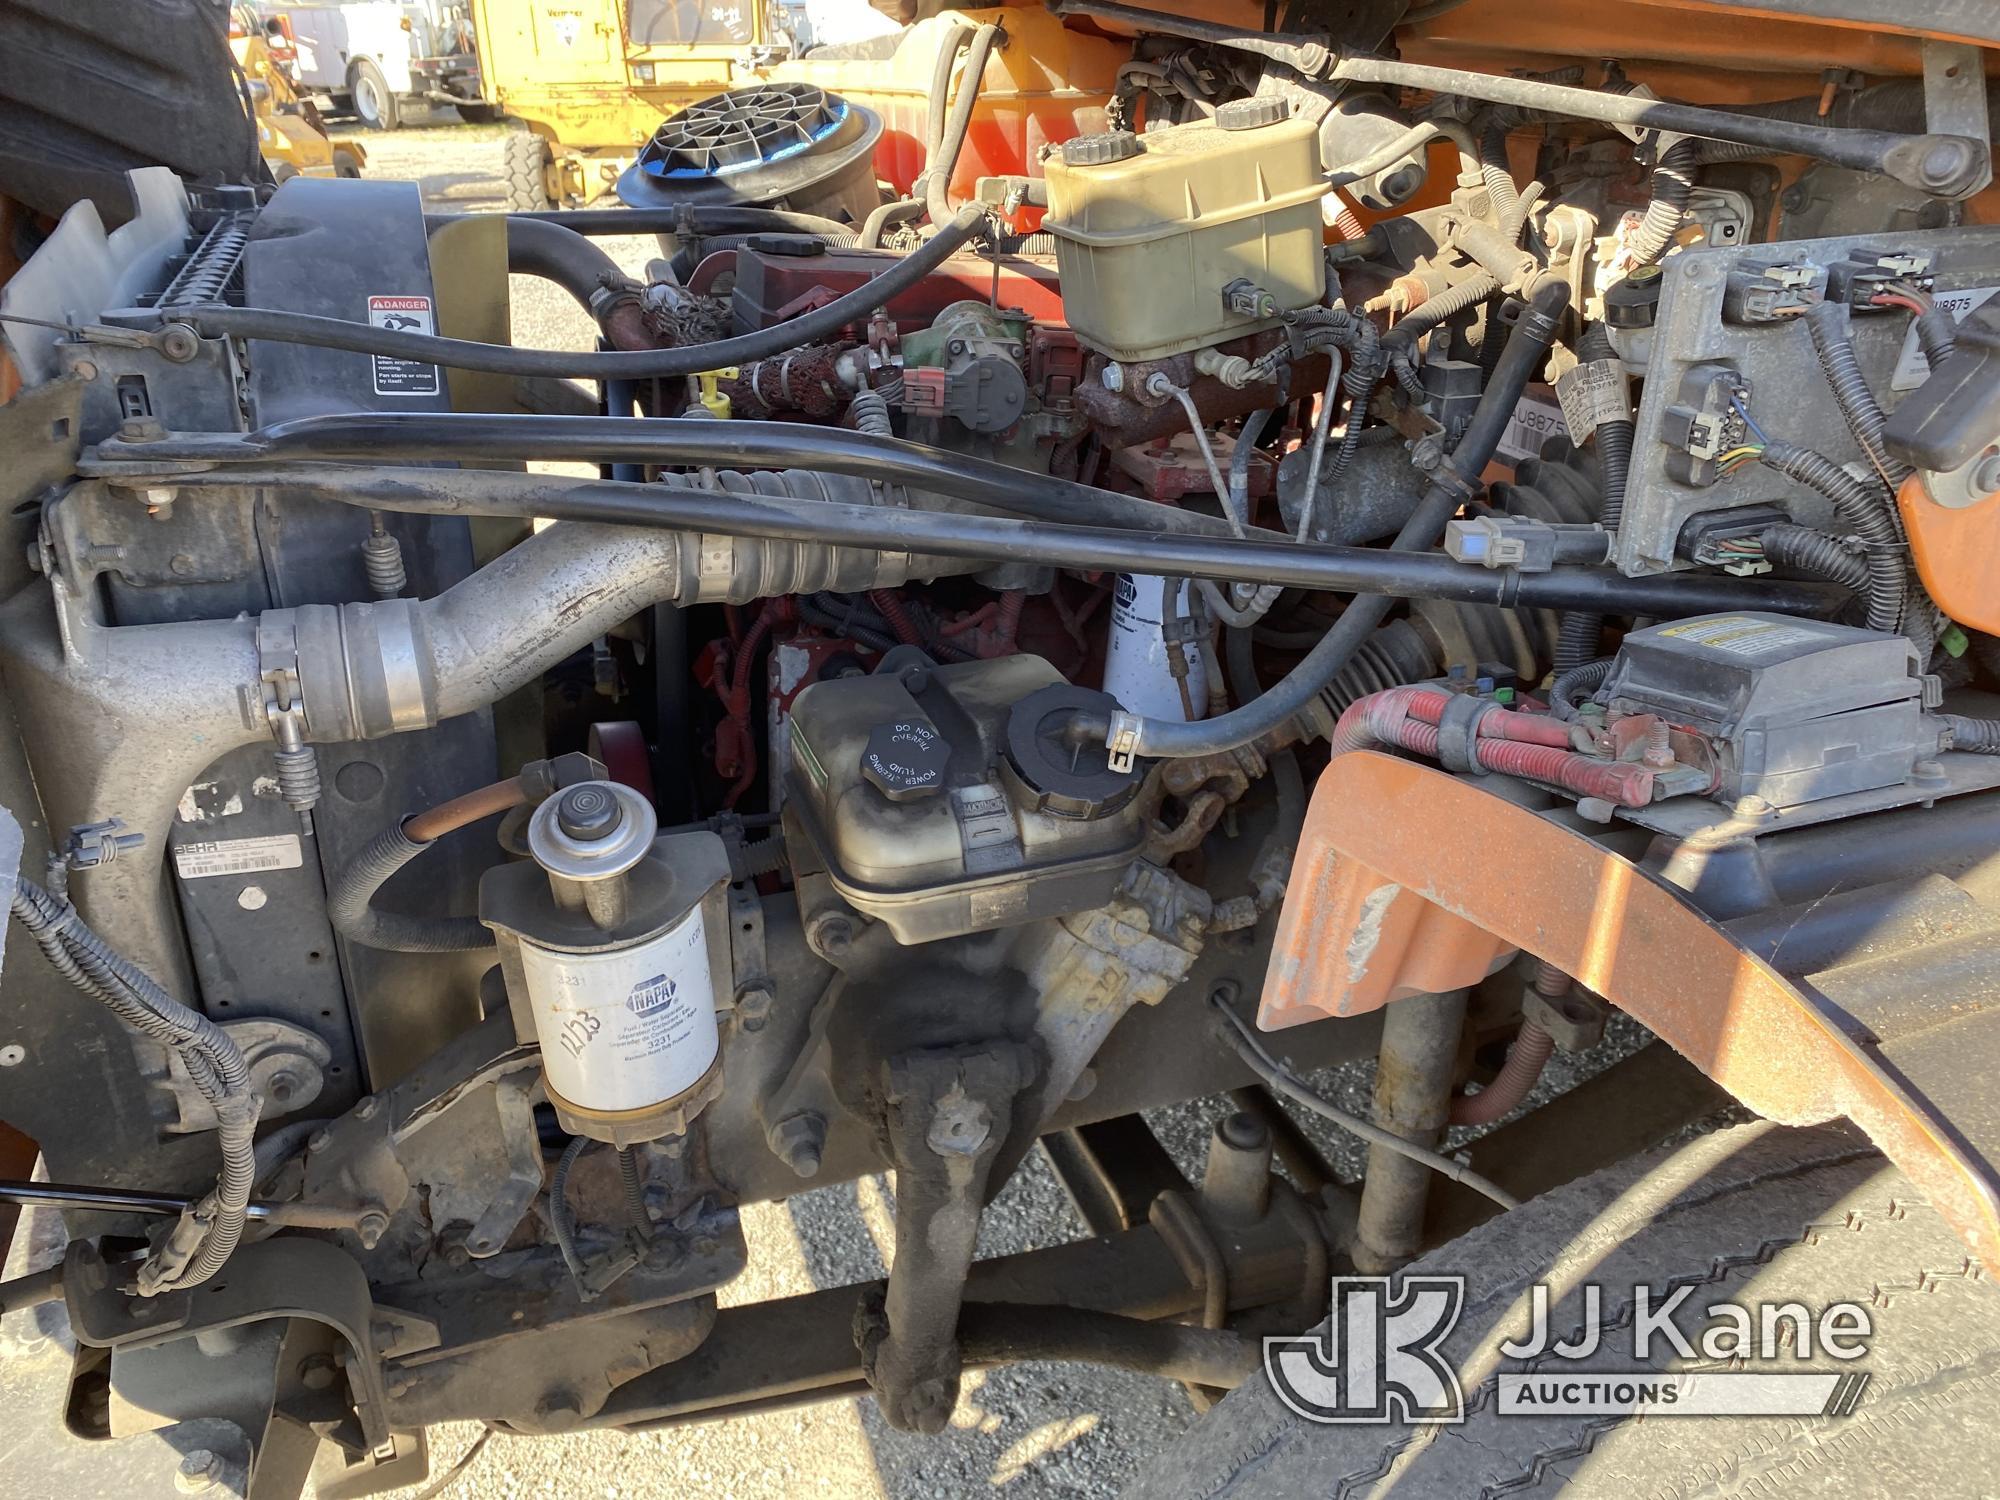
[2,1,1999,1492]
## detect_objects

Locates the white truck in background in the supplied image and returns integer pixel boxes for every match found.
[254,0,489,129]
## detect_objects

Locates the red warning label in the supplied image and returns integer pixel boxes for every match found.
[367,294,440,397]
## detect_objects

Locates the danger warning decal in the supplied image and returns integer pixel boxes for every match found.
[367,295,441,397]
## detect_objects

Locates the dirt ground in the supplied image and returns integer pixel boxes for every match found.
[306,115,1663,1500]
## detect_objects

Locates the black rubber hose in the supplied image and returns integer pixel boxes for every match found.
[1549,656,1612,720]
[1943,716,2000,754]
[925,23,1001,224]
[1558,324,1633,666]
[1758,440,1904,632]
[1095,280,1571,760]
[181,205,990,381]
[503,216,628,311]
[1760,523,1869,593]
[326,822,494,952]
[1804,300,1911,489]
[1626,137,1700,267]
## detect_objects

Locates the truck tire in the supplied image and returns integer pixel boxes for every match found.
[349,58,401,131]
[1127,1121,2000,1499]
[504,131,554,211]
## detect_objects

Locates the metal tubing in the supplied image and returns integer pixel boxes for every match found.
[153,463,1840,620]
[1352,988,1470,1274]
[91,413,1258,541]
[1326,56,1987,198]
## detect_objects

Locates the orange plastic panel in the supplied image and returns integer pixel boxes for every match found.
[1261,856,1516,1030]
[1268,751,2000,1274]
[1900,471,2000,634]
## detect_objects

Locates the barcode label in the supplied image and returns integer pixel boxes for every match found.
[174,834,303,880]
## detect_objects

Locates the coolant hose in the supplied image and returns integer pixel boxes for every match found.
[925,23,1001,224]
[183,205,991,382]
[1758,440,1904,632]
[329,777,527,952]
[1091,280,1571,761]
[1625,137,1700,267]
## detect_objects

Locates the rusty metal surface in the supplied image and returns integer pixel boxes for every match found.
[1269,751,2000,1273]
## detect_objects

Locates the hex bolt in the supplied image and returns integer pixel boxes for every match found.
[297,1353,339,1391]
[735,983,774,1033]
[354,1094,379,1121]
[807,910,853,960]
[355,1210,390,1249]
[266,1070,299,1108]
[1969,449,2000,497]
[768,1112,826,1177]
[557,784,622,840]
[174,1449,222,1495]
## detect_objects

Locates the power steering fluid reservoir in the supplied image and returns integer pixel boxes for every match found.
[480,781,733,1145]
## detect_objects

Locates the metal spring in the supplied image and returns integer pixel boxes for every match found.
[274,743,322,814]
[158,215,252,309]
[362,532,407,599]
[847,387,893,436]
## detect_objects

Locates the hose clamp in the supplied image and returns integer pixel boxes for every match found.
[1434,693,1496,776]
[1105,711,1143,774]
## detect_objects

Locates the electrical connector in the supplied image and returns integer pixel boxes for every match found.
[1824,247,1937,310]
[1661,364,1753,486]
[1721,259,1825,324]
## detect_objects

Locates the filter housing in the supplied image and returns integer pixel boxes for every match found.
[482,788,734,1146]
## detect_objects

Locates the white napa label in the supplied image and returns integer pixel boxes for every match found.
[173,834,303,880]
[1103,574,1205,722]
[1890,285,1997,390]
[367,294,441,397]
[1498,396,1566,463]
[521,908,718,1113]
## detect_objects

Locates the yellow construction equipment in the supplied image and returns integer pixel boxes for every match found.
[470,0,784,207]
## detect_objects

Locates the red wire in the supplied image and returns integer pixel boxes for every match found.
[1871,292,1928,316]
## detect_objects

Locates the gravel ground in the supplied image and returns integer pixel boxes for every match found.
[312,119,1686,1500]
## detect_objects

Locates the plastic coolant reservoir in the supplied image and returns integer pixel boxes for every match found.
[519,906,717,1115]
[1103,574,1205,722]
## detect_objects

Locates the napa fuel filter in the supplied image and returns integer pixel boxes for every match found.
[480,781,733,1145]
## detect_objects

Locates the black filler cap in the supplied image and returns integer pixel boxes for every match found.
[861,719,950,803]
[1004,685,1141,819]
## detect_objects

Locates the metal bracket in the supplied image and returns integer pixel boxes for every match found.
[64,1236,398,1455]
[1925,40,1993,199]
